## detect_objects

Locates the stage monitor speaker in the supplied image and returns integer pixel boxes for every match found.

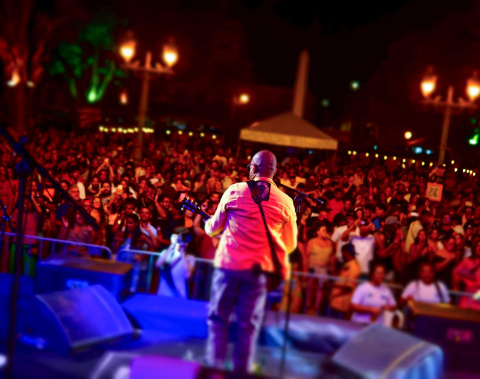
[122,294,208,338]
[331,323,443,379]
[0,273,35,341]
[30,284,134,354]
[409,300,480,372]
[36,256,133,302]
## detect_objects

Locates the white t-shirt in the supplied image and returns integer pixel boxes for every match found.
[350,235,375,274]
[351,282,396,324]
[331,225,359,262]
[135,167,146,180]
[401,280,450,304]
[76,181,86,200]
[140,223,158,239]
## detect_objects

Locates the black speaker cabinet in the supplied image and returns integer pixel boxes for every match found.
[29,284,134,354]
[331,323,443,379]
[36,256,133,302]
[409,300,480,372]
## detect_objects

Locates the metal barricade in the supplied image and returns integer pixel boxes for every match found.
[0,232,113,274]
[116,249,159,293]
[292,270,478,314]
[111,248,479,315]
[445,288,478,308]
[116,248,213,296]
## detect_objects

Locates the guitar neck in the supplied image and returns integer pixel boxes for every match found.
[199,210,211,221]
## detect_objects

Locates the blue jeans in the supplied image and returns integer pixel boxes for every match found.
[206,268,268,372]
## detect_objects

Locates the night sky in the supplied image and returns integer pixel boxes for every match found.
[104,0,475,116]
[233,0,474,107]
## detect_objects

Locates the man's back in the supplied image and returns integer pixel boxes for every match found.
[205,178,297,279]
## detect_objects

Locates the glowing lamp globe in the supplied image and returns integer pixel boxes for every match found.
[120,40,136,62]
[163,43,178,68]
[239,93,250,104]
[467,72,480,102]
[7,70,20,87]
[120,90,128,105]
[421,67,437,98]
[404,131,412,140]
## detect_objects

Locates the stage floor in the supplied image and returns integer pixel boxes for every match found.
[3,337,478,379]
[2,331,330,379]
[0,279,477,378]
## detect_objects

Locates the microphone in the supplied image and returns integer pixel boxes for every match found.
[276,182,331,210]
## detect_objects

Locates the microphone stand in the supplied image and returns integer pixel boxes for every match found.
[276,182,327,211]
[0,126,99,379]
[277,182,326,378]
[0,195,14,269]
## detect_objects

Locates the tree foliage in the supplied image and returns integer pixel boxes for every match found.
[49,11,126,104]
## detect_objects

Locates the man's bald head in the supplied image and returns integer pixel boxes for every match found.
[249,150,277,179]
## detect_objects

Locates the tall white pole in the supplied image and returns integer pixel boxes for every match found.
[438,86,453,165]
[134,51,152,162]
[292,50,310,119]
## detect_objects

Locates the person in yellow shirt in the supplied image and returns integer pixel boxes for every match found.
[329,243,361,319]
[305,220,335,315]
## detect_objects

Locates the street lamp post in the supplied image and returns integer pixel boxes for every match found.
[227,92,250,153]
[421,67,480,165]
[120,37,178,162]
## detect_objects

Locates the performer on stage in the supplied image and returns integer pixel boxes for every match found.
[204,150,297,372]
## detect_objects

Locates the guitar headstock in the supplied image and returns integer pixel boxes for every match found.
[181,197,211,220]
[181,197,200,214]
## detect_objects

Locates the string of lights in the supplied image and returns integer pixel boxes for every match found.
[347,150,478,176]
[97,125,218,139]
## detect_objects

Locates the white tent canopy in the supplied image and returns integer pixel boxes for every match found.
[240,112,338,150]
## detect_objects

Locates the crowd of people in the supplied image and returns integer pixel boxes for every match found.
[1,127,480,324]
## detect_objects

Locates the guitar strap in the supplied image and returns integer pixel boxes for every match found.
[246,181,283,276]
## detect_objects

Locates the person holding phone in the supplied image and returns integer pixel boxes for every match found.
[342,218,375,279]
[375,216,406,283]
[156,227,196,298]
[95,158,115,183]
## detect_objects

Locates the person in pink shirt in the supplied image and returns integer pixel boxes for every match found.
[454,238,480,310]
[327,188,344,223]
[204,150,297,373]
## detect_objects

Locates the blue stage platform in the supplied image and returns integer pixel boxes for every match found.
[0,276,450,378]
[122,293,364,355]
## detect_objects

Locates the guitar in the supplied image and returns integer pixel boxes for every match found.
[181,197,211,221]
